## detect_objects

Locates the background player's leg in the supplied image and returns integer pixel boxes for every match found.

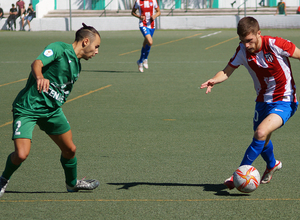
[139,35,153,63]
[143,35,152,61]
[139,34,153,71]
[144,34,153,47]
[144,29,155,61]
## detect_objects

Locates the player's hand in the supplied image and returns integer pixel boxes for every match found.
[150,16,154,23]
[140,15,146,20]
[36,77,50,93]
[200,79,215,94]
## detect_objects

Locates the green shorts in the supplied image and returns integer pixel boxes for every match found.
[12,107,71,140]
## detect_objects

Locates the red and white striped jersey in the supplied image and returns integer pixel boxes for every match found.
[134,0,159,29]
[228,35,297,103]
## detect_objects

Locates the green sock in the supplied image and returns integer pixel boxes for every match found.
[2,153,21,180]
[60,155,77,187]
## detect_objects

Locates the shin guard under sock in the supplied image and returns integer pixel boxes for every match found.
[144,45,151,60]
[139,47,147,63]
[240,138,265,166]
[2,153,21,180]
[60,155,77,187]
[261,140,276,169]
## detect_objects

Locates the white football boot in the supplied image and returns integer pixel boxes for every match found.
[143,59,148,69]
[0,176,9,198]
[66,178,99,192]
[261,160,282,184]
[137,61,143,72]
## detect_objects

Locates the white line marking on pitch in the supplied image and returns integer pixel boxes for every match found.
[200,31,222,38]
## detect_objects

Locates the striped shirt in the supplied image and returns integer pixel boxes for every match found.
[134,0,158,29]
[228,35,297,103]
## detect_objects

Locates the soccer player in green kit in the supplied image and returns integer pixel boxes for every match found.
[0,23,101,197]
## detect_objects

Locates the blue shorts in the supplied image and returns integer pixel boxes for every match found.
[24,15,33,22]
[139,26,155,38]
[253,101,298,131]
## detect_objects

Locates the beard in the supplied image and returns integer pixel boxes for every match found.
[247,47,255,53]
[247,40,259,54]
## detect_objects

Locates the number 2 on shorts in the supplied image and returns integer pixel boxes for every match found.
[14,121,21,135]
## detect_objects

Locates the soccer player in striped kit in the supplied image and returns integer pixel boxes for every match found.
[131,0,161,72]
[201,17,300,189]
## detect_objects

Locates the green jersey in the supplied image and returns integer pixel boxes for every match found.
[13,42,81,113]
[278,2,285,15]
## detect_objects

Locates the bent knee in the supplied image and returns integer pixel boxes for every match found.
[62,145,77,159]
[12,151,29,164]
[254,129,268,140]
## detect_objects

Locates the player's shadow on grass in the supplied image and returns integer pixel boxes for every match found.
[83,70,133,73]
[107,182,248,197]
[5,190,91,194]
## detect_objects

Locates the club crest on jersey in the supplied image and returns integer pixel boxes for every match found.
[264,53,273,62]
[44,49,53,57]
[150,2,153,6]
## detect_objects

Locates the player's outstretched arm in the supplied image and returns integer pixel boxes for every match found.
[200,65,235,94]
[291,47,300,60]
[31,59,49,93]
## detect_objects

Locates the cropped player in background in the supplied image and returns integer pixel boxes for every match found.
[201,17,300,189]
[275,0,287,15]
[0,23,101,198]
[131,0,161,72]
[21,3,35,31]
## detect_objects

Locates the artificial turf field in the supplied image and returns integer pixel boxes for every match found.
[1,28,300,219]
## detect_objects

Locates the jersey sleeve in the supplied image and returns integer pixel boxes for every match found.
[36,42,63,66]
[228,44,243,68]
[274,37,296,57]
[154,0,158,8]
[134,0,139,9]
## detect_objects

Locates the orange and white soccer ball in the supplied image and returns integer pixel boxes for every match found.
[233,165,261,193]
